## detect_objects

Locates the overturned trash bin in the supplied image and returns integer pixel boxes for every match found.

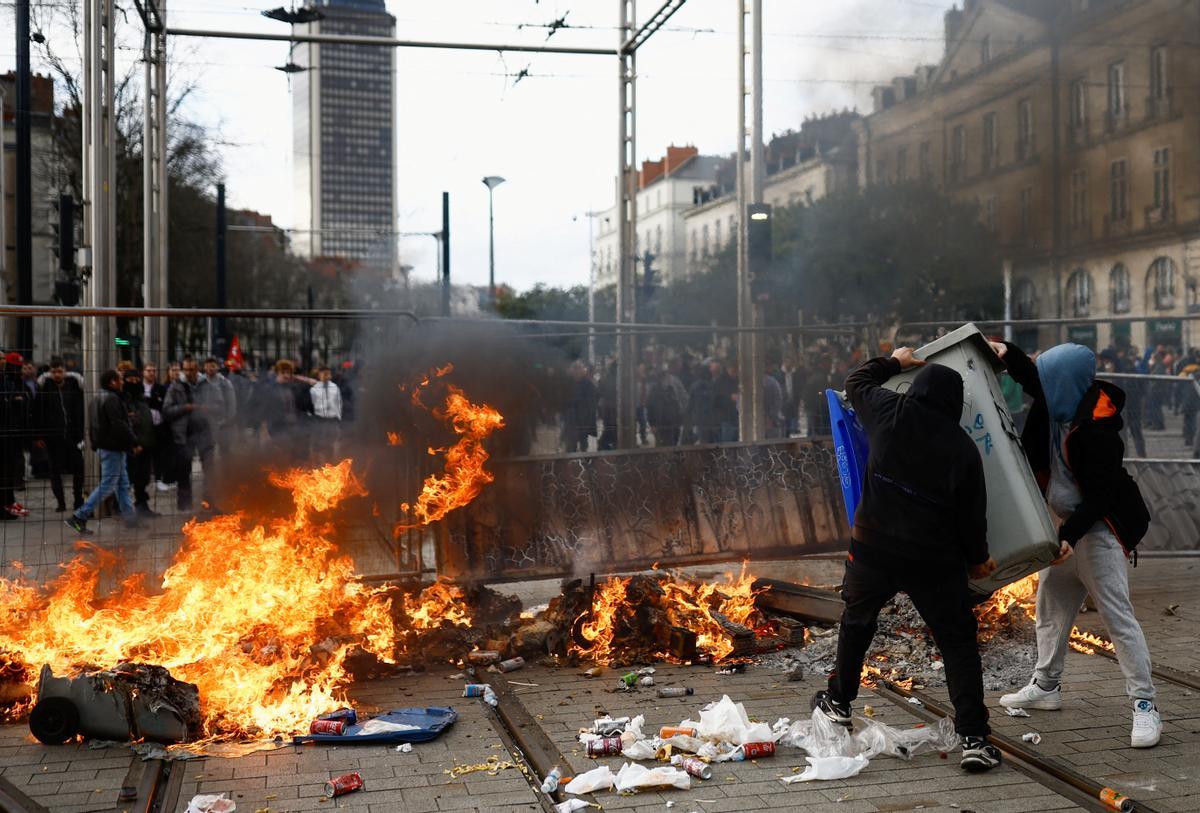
[827,323,1059,595]
[29,663,201,745]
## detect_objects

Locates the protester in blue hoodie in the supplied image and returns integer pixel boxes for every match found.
[991,341,1159,749]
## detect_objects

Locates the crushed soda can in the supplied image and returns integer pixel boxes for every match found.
[741,741,776,759]
[586,736,624,757]
[309,718,347,736]
[671,755,712,780]
[1022,732,1042,745]
[659,726,697,738]
[497,657,526,673]
[463,684,489,698]
[323,772,363,798]
[591,717,630,736]
[619,672,639,688]
[656,687,694,698]
[468,650,501,666]
[318,707,357,725]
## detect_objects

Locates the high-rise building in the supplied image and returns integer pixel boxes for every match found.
[292,0,396,269]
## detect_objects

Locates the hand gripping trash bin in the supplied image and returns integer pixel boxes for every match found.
[828,323,1059,595]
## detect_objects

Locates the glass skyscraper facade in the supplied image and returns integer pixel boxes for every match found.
[293,0,396,267]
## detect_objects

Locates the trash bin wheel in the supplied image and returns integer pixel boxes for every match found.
[29,697,80,745]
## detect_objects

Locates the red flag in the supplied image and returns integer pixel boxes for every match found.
[225,335,244,370]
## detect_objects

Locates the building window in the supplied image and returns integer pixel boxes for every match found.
[713,219,721,249]
[701,224,710,257]
[690,230,698,265]
[1019,186,1034,240]
[1109,159,1128,222]
[1069,78,1087,129]
[1152,147,1170,213]
[982,113,998,171]
[655,224,663,256]
[919,141,932,181]
[896,147,907,182]
[980,35,991,65]
[951,125,966,181]
[1110,263,1131,314]
[1149,257,1176,310]
[1067,268,1093,317]
[1107,61,1126,127]
[984,196,998,233]
[1014,277,1037,319]
[1150,45,1168,102]
[1070,169,1088,229]
[1016,99,1034,159]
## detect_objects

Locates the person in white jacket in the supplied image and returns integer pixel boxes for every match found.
[310,366,342,461]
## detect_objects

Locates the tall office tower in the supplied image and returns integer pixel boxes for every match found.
[293,0,396,268]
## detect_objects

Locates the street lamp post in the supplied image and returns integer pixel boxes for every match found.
[482,175,506,308]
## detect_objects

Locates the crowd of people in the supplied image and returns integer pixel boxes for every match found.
[0,351,355,529]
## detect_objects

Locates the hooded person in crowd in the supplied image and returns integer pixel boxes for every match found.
[993,341,1159,748]
[36,358,86,512]
[812,347,1001,773]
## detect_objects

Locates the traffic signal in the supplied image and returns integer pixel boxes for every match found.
[747,203,772,300]
[57,195,75,271]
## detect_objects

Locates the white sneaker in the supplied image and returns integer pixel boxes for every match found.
[1131,699,1161,748]
[156,481,171,492]
[999,681,1063,711]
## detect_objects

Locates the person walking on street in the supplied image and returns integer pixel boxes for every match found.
[142,363,173,492]
[992,341,1159,748]
[164,356,218,513]
[0,353,32,519]
[36,358,86,512]
[309,366,343,460]
[811,347,1001,773]
[122,368,159,517]
[560,360,598,453]
[66,370,141,535]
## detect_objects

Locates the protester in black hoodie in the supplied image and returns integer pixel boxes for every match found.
[812,347,1001,773]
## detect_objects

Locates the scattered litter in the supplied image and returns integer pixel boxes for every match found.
[497,657,526,673]
[715,664,746,675]
[657,687,694,698]
[614,762,691,792]
[781,754,869,783]
[930,661,944,671]
[586,736,624,757]
[1022,732,1042,745]
[670,755,713,780]
[395,743,413,753]
[638,676,655,687]
[555,800,593,813]
[687,695,776,745]
[447,672,466,680]
[1164,604,1180,616]
[589,716,630,736]
[541,766,563,793]
[508,681,539,688]
[357,719,420,736]
[468,651,501,666]
[564,764,616,794]
[665,802,676,809]
[863,705,876,718]
[582,667,603,678]
[906,697,924,707]
[1005,707,1031,718]
[185,794,236,813]
[445,756,515,778]
[622,740,658,760]
[323,772,363,798]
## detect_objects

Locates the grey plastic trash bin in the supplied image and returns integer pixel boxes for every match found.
[884,323,1059,595]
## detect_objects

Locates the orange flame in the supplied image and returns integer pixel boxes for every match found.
[397,385,505,531]
[0,459,475,739]
[387,432,403,447]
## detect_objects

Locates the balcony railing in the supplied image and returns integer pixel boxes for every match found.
[1145,203,1173,229]
[1103,212,1131,238]
[1145,89,1174,120]
[1104,105,1129,134]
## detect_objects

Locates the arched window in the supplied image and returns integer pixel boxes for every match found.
[1014,277,1037,319]
[1110,263,1131,313]
[1067,268,1093,317]
[1148,256,1176,310]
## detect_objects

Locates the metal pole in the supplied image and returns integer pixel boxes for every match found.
[215,182,227,352]
[616,0,638,449]
[441,191,451,317]
[487,186,496,308]
[1002,259,1014,343]
[587,210,597,366]
[747,0,765,442]
[143,1,168,364]
[15,0,34,354]
[735,0,754,442]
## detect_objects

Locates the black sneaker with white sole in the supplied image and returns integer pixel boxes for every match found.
[960,736,1002,772]
[811,690,853,728]
[64,516,93,536]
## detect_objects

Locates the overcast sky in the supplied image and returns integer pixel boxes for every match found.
[3,0,947,292]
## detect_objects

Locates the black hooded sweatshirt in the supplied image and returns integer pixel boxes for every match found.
[845,357,989,569]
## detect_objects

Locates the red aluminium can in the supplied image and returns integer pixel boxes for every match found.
[323,772,364,798]
[586,736,624,757]
[310,719,347,736]
[741,741,776,759]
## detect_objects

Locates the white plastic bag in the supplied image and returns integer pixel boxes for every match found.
[780,754,869,783]
[689,695,776,745]
[621,739,658,761]
[555,800,592,813]
[185,795,235,813]
[357,719,420,735]
[613,762,691,792]
[563,765,615,794]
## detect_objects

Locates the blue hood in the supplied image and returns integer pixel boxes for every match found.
[1036,343,1096,422]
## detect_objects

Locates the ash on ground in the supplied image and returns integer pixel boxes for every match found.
[760,592,1037,692]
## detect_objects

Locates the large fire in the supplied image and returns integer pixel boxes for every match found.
[572,564,770,664]
[0,461,481,738]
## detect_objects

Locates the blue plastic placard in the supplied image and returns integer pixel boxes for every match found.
[292,706,458,746]
[825,389,869,526]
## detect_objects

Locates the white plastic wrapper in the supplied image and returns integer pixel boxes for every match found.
[620,715,647,747]
[621,739,658,761]
[358,719,420,735]
[686,695,776,745]
[777,710,958,761]
[781,754,870,783]
[613,762,691,792]
[1022,732,1042,744]
[563,765,616,794]
[1006,707,1031,717]
[554,800,592,813]
[185,795,235,813]
[661,734,708,754]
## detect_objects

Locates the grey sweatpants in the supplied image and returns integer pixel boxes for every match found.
[1032,532,1155,701]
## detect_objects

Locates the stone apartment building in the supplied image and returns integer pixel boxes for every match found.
[593,145,723,289]
[861,0,1200,351]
